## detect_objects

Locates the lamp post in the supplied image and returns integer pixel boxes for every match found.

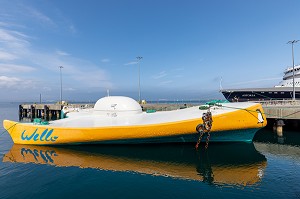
[59,66,63,104]
[136,56,143,103]
[287,40,299,100]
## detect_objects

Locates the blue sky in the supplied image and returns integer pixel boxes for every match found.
[0,0,300,102]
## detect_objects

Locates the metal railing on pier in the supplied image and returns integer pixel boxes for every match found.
[254,100,300,107]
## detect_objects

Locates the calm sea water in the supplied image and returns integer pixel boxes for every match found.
[1,102,300,199]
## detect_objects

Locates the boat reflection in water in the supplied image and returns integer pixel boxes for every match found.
[3,143,267,186]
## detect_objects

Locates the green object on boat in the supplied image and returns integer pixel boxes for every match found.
[33,118,49,125]
[41,121,49,125]
[199,105,209,110]
[33,118,42,124]
[146,109,156,113]
[199,100,229,109]
[205,99,229,106]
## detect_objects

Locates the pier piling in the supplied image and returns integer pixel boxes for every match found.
[19,104,64,122]
[274,120,285,137]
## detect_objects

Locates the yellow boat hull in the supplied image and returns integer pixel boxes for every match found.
[3,103,267,145]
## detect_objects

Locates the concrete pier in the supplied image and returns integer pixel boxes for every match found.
[259,100,300,119]
[257,100,300,135]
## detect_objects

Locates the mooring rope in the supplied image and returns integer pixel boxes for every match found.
[279,110,300,119]
[199,104,264,121]
[0,122,18,138]
[219,104,300,120]
[218,105,263,121]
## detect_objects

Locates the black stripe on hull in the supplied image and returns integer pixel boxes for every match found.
[222,90,300,102]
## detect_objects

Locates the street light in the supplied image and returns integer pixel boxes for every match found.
[59,66,63,104]
[287,40,299,100]
[136,56,143,103]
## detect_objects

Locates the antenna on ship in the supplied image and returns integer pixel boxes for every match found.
[136,56,143,103]
[287,39,299,100]
[107,89,110,97]
[219,77,223,91]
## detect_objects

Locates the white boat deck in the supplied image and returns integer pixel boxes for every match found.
[47,102,258,128]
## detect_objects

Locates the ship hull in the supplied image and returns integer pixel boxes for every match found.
[221,87,300,102]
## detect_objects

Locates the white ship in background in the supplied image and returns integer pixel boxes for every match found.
[276,65,300,87]
[221,65,300,101]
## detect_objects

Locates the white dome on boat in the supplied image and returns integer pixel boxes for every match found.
[94,96,142,115]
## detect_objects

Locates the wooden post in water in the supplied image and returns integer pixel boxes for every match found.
[49,110,52,121]
[44,105,49,121]
[30,105,35,122]
[275,120,285,137]
[23,108,27,118]
[19,105,23,121]
[56,111,60,120]
[35,108,38,119]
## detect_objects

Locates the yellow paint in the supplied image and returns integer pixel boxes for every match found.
[3,104,267,145]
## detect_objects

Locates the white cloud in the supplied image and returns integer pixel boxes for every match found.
[174,75,183,78]
[0,28,29,43]
[24,6,56,27]
[0,76,20,87]
[0,21,26,29]
[42,86,52,91]
[0,64,35,73]
[68,66,111,88]
[0,51,18,60]
[124,61,138,66]
[28,52,112,89]
[65,87,76,91]
[0,29,24,44]
[0,28,30,55]
[173,67,184,71]
[101,59,110,63]
[56,50,70,56]
[0,6,112,98]
[69,25,76,34]
[0,75,34,88]
[0,22,112,90]
[152,71,167,79]
[159,80,173,85]
[0,22,10,27]
[226,77,281,87]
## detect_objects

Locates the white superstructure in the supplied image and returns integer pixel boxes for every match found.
[275,64,300,87]
[53,96,261,128]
